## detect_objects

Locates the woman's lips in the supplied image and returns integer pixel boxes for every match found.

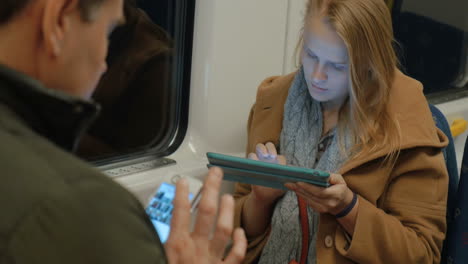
[311,83,327,92]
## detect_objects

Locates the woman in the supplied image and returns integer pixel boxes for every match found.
[233,0,448,263]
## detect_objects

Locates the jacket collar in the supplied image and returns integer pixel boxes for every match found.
[0,64,100,152]
[252,70,449,174]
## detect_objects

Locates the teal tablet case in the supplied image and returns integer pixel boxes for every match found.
[206,152,330,189]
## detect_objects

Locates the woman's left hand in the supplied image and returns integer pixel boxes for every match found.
[285,173,354,216]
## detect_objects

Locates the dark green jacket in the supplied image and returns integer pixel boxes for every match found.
[0,64,166,263]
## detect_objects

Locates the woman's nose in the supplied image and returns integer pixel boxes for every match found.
[312,64,327,84]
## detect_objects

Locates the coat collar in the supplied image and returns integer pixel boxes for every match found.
[0,64,100,152]
[252,70,449,174]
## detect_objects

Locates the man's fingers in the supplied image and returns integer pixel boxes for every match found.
[166,178,202,263]
[210,194,235,258]
[193,167,223,238]
[169,179,191,236]
[223,228,247,264]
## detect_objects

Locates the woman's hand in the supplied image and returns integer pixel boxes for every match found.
[248,142,286,205]
[241,142,287,238]
[285,173,354,215]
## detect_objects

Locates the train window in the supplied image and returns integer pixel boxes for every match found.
[390,0,468,102]
[76,0,195,163]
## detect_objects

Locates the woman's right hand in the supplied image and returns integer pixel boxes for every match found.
[242,142,286,237]
[248,142,286,205]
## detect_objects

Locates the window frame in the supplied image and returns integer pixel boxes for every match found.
[91,0,196,167]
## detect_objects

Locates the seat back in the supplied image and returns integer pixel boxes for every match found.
[429,104,461,263]
[443,136,468,263]
[430,105,459,214]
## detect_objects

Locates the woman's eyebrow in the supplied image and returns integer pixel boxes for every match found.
[306,47,347,64]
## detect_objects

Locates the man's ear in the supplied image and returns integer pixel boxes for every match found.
[41,0,81,57]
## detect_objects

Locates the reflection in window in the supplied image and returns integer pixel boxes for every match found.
[77,0,194,162]
[391,0,468,95]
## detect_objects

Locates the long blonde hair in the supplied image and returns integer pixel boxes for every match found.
[299,0,401,165]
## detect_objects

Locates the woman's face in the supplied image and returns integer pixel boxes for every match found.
[301,15,350,109]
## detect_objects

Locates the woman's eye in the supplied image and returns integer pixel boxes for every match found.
[332,64,347,71]
[305,50,318,60]
[308,53,318,60]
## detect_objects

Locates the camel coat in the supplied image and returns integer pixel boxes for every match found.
[234,70,449,264]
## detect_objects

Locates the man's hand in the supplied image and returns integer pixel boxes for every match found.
[165,167,247,264]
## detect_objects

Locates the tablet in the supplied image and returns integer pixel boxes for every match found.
[206,152,330,189]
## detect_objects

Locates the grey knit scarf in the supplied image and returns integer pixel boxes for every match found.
[258,68,351,264]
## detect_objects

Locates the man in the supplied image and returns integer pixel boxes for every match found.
[0,0,246,263]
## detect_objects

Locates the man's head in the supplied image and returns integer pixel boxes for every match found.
[1,0,105,24]
[0,0,125,98]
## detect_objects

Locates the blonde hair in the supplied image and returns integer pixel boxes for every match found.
[299,0,401,165]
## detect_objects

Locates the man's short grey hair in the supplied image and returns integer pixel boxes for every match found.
[0,0,106,25]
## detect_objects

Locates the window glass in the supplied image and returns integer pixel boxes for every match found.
[391,0,468,98]
[76,0,194,162]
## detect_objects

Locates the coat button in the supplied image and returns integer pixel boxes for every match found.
[325,235,333,248]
